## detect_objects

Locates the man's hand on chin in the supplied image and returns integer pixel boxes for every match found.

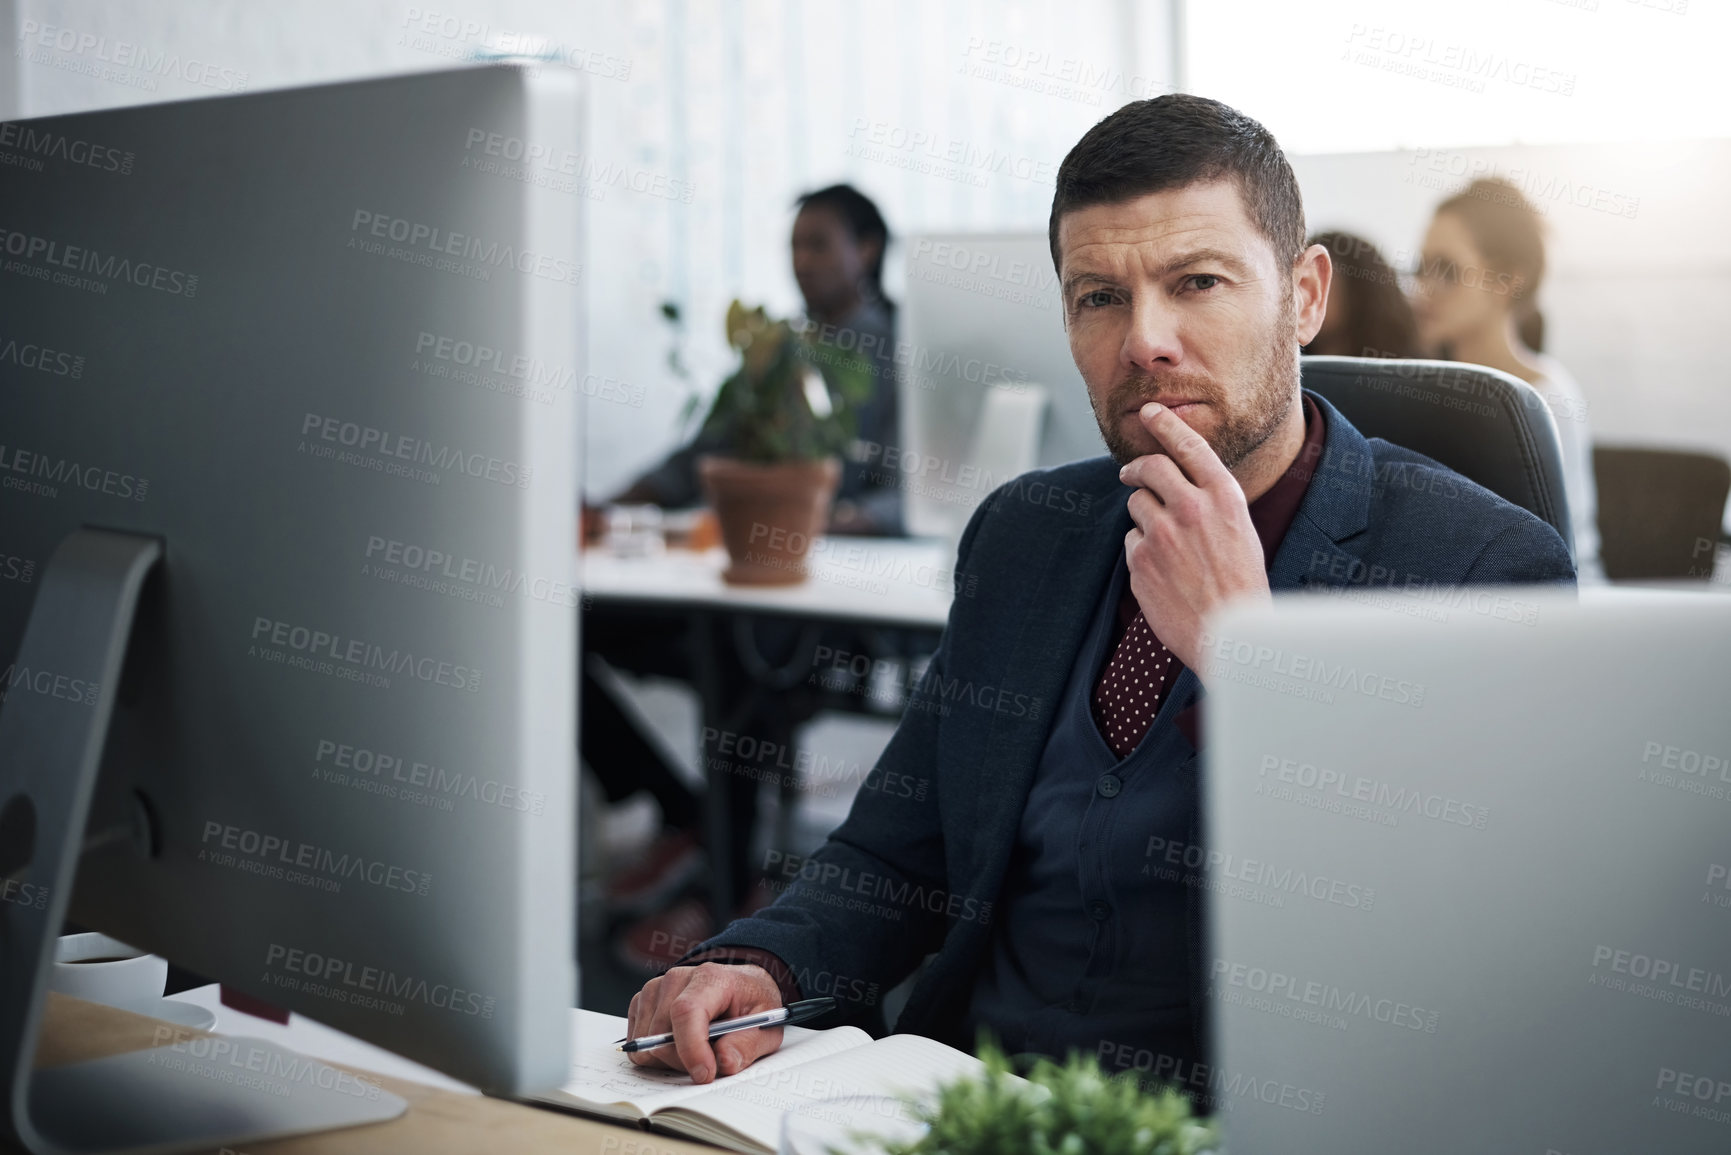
[1119,402,1272,675]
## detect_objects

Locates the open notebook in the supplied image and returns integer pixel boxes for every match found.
[530,1009,984,1155]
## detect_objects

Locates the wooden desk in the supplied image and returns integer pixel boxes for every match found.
[21,993,719,1155]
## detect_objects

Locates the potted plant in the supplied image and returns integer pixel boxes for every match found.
[875,1043,1222,1155]
[692,300,873,585]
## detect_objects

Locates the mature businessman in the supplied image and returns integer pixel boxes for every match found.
[624,95,1576,1098]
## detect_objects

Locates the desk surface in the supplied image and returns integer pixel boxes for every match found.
[28,993,719,1155]
[582,537,957,628]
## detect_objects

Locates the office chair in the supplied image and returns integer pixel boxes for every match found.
[1592,447,1731,581]
[1301,356,1574,559]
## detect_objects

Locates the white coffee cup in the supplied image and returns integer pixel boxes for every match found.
[50,932,169,1010]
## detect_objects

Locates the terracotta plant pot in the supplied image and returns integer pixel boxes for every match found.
[698,455,840,586]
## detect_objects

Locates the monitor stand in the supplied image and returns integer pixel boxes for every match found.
[0,529,407,1155]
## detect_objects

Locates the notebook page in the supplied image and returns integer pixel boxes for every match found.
[653,1033,984,1154]
[548,1008,873,1116]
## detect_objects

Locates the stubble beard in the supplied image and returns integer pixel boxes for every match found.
[1092,296,1302,471]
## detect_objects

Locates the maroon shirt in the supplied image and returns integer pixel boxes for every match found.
[1097,395,1326,750]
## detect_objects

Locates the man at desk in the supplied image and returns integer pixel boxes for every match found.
[625,96,1576,1092]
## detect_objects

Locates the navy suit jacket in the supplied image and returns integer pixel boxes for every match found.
[691,391,1576,1050]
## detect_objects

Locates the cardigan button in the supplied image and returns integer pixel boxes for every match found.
[1095,773,1122,799]
[1088,900,1111,921]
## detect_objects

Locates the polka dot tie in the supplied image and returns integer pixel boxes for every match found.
[1091,602,1180,759]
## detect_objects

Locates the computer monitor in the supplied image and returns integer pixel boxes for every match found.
[0,64,582,1152]
[898,232,1097,539]
[1203,587,1731,1153]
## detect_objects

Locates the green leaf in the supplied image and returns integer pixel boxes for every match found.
[876,1040,1223,1155]
[692,300,881,464]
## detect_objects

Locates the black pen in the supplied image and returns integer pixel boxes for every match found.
[614,997,838,1054]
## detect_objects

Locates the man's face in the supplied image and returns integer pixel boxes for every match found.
[1057,180,1308,469]
[791,205,875,317]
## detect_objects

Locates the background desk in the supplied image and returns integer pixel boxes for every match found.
[582,538,956,927]
[26,993,718,1155]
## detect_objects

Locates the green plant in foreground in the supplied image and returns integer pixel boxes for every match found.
[877,1043,1221,1155]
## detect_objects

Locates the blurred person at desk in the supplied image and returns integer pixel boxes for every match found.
[620,96,1576,1098]
[1411,177,1603,581]
[586,186,906,973]
[615,182,903,536]
[1300,230,1420,359]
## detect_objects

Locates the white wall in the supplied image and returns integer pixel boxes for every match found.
[6,0,1178,497]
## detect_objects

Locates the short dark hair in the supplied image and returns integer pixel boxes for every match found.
[795,183,891,301]
[1048,95,1306,276]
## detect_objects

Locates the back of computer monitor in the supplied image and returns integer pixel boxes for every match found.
[0,63,581,1104]
[1204,590,1731,1153]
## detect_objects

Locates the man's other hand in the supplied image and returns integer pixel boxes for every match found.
[1119,402,1272,673]
[625,963,785,1084]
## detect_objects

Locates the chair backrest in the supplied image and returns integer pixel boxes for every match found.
[1592,447,1731,581]
[1301,356,1574,556]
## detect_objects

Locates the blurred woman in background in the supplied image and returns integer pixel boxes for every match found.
[1302,230,1420,359]
[1411,177,1602,581]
